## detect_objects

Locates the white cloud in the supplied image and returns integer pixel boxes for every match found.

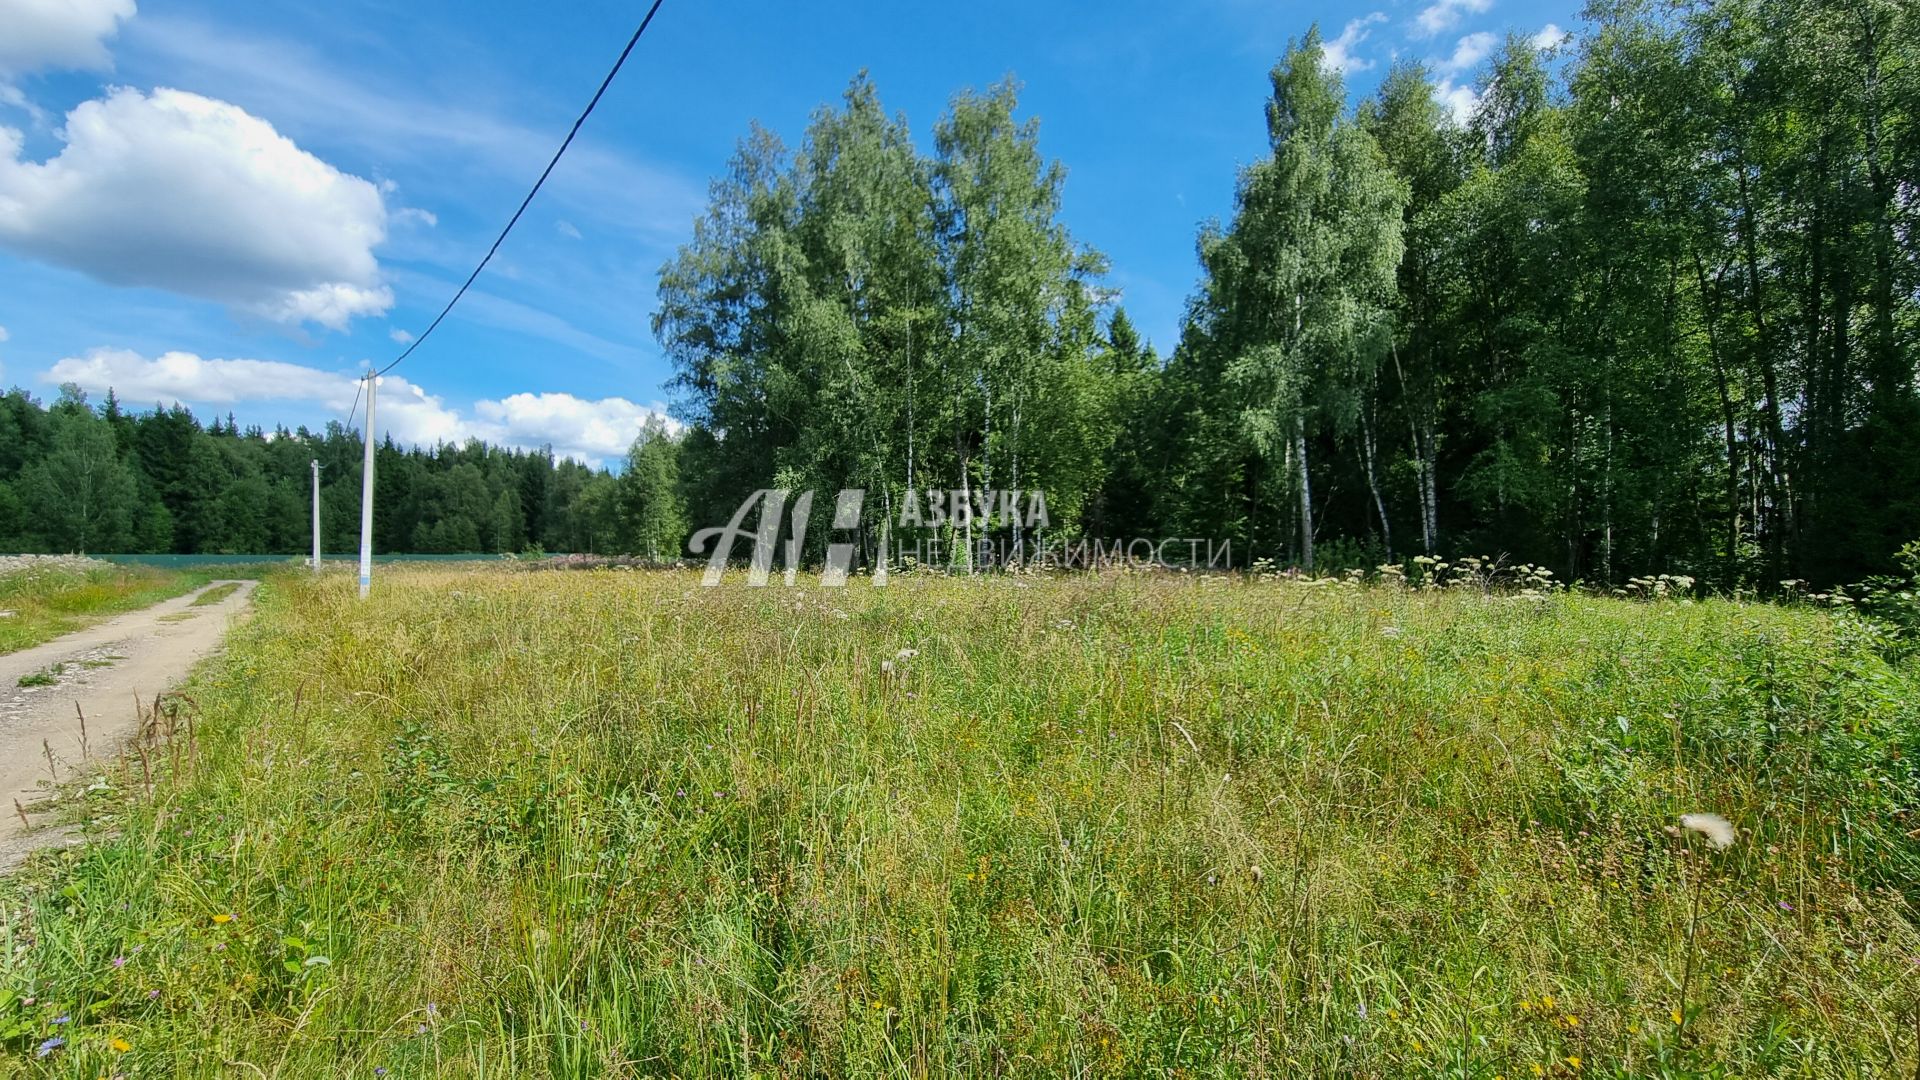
[1532,23,1569,50]
[0,87,392,329]
[393,206,437,228]
[42,347,673,466]
[47,347,345,406]
[389,328,414,344]
[1435,77,1482,126]
[0,324,9,342]
[136,17,704,245]
[0,0,135,78]
[473,393,679,464]
[1437,31,1497,74]
[555,219,582,240]
[1414,0,1493,38]
[1322,13,1388,75]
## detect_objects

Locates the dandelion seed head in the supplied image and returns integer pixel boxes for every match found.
[1680,812,1736,849]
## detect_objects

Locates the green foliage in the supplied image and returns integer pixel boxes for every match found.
[656,0,1919,589]
[1852,539,1920,644]
[0,388,684,558]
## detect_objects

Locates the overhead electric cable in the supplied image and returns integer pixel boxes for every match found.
[377,0,667,377]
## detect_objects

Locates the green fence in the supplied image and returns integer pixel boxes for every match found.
[96,553,505,568]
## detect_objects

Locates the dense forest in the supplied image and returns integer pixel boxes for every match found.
[0,385,683,557]
[4,0,1915,587]
[661,0,1917,587]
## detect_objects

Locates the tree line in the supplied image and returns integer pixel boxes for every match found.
[5,0,1913,586]
[660,0,1917,587]
[0,385,683,557]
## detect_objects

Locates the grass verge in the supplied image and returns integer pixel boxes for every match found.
[1,568,1916,1076]
[0,563,210,656]
[188,583,243,608]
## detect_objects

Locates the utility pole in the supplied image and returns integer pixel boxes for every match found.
[310,459,322,574]
[358,373,377,599]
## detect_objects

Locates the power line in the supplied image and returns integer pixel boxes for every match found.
[378,0,667,377]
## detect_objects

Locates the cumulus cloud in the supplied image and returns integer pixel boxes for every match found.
[473,393,679,464]
[46,347,345,406]
[1435,77,1482,126]
[0,87,392,329]
[1532,23,1569,50]
[389,328,414,344]
[0,0,135,78]
[1321,13,1388,75]
[1414,0,1493,38]
[1437,31,1497,74]
[43,347,673,466]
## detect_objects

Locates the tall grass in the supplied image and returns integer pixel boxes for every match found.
[2,568,1916,1076]
[0,561,213,656]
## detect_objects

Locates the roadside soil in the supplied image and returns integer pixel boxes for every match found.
[0,579,257,870]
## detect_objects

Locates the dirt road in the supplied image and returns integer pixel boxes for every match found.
[0,579,257,870]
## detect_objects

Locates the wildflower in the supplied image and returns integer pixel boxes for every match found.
[112,956,127,968]
[1679,813,1736,849]
[1562,1014,1580,1027]
[1530,1065,1545,1078]
[111,1037,131,1052]
[1670,1007,1683,1024]
[36,1036,63,1057]
[211,913,234,924]
[1777,900,1793,911]
[894,648,919,661]
[1566,1055,1582,1070]
[51,1015,70,1024]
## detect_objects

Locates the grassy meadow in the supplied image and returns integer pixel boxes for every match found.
[2,566,1917,1077]
[0,559,232,657]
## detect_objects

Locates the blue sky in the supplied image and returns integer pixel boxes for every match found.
[0,0,1575,465]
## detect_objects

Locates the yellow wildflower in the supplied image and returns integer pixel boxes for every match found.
[110,1038,131,1052]
[210,913,233,924]
[1567,1056,1582,1070]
